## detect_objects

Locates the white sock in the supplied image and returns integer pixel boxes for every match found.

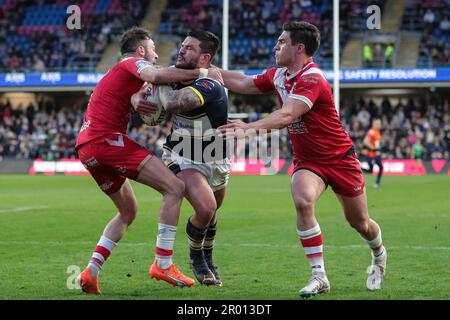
[366,229,384,257]
[155,223,177,269]
[297,225,325,274]
[87,235,117,277]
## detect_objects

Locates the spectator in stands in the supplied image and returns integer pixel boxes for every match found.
[33,55,46,72]
[412,138,425,164]
[363,44,373,68]
[429,137,446,159]
[440,15,450,35]
[395,137,410,159]
[384,43,394,68]
[423,9,436,26]
[357,106,371,129]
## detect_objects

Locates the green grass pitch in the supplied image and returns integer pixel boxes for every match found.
[0,174,449,300]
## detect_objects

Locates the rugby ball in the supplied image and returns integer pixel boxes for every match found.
[140,83,167,126]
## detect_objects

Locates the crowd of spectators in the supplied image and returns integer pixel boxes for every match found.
[340,95,450,161]
[1,93,449,162]
[0,96,84,161]
[4,0,450,71]
[402,0,450,67]
[0,0,150,72]
[162,0,387,69]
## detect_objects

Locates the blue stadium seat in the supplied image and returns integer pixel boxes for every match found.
[208,0,222,6]
[95,0,112,13]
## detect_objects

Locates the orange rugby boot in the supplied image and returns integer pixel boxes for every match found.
[77,267,101,294]
[149,261,195,287]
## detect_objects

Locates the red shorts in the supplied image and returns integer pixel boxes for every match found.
[293,153,365,197]
[76,133,153,195]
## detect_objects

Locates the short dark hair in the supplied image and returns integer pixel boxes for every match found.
[120,27,152,55]
[187,30,220,61]
[282,21,320,57]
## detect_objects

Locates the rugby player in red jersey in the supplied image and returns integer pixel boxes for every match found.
[75,27,222,294]
[218,21,387,297]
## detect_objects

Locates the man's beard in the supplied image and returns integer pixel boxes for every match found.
[175,56,198,69]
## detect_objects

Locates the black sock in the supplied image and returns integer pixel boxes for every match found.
[186,218,207,259]
[203,222,217,262]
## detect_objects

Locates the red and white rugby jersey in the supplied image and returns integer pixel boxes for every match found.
[253,59,353,164]
[75,56,154,149]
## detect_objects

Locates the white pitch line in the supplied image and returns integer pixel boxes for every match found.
[0,240,448,251]
[0,206,49,214]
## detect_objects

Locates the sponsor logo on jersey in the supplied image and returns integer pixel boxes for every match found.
[302,76,319,84]
[354,186,362,192]
[115,166,128,174]
[85,156,99,168]
[100,181,114,191]
[288,119,308,134]
[197,80,213,90]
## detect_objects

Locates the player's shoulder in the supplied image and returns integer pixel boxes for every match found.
[118,56,142,65]
[299,63,327,82]
[193,77,223,91]
[120,57,153,72]
[270,66,287,77]
[256,66,285,76]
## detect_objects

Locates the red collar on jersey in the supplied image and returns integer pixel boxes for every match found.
[286,57,315,80]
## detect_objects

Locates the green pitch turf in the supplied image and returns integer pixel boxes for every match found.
[0,174,449,300]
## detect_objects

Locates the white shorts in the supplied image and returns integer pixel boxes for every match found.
[162,148,231,192]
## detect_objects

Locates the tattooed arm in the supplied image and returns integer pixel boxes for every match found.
[158,85,203,114]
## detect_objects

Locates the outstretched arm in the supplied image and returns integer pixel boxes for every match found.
[139,66,202,84]
[219,69,262,94]
[218,98,310,133]
[158,86,203,114]
[140,67,223,85]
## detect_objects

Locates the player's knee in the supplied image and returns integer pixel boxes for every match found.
[166,178,185,198]
[294,196,315,214]
[120,201,138,225]
[195,201,217,223]
[348,219,369,234]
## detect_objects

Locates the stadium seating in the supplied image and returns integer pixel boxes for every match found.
[0,0,150,72]
[401,0,450,67]
[159,0,386,69]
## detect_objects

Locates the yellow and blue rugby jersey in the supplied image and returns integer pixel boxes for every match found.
[164,77,229,163]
